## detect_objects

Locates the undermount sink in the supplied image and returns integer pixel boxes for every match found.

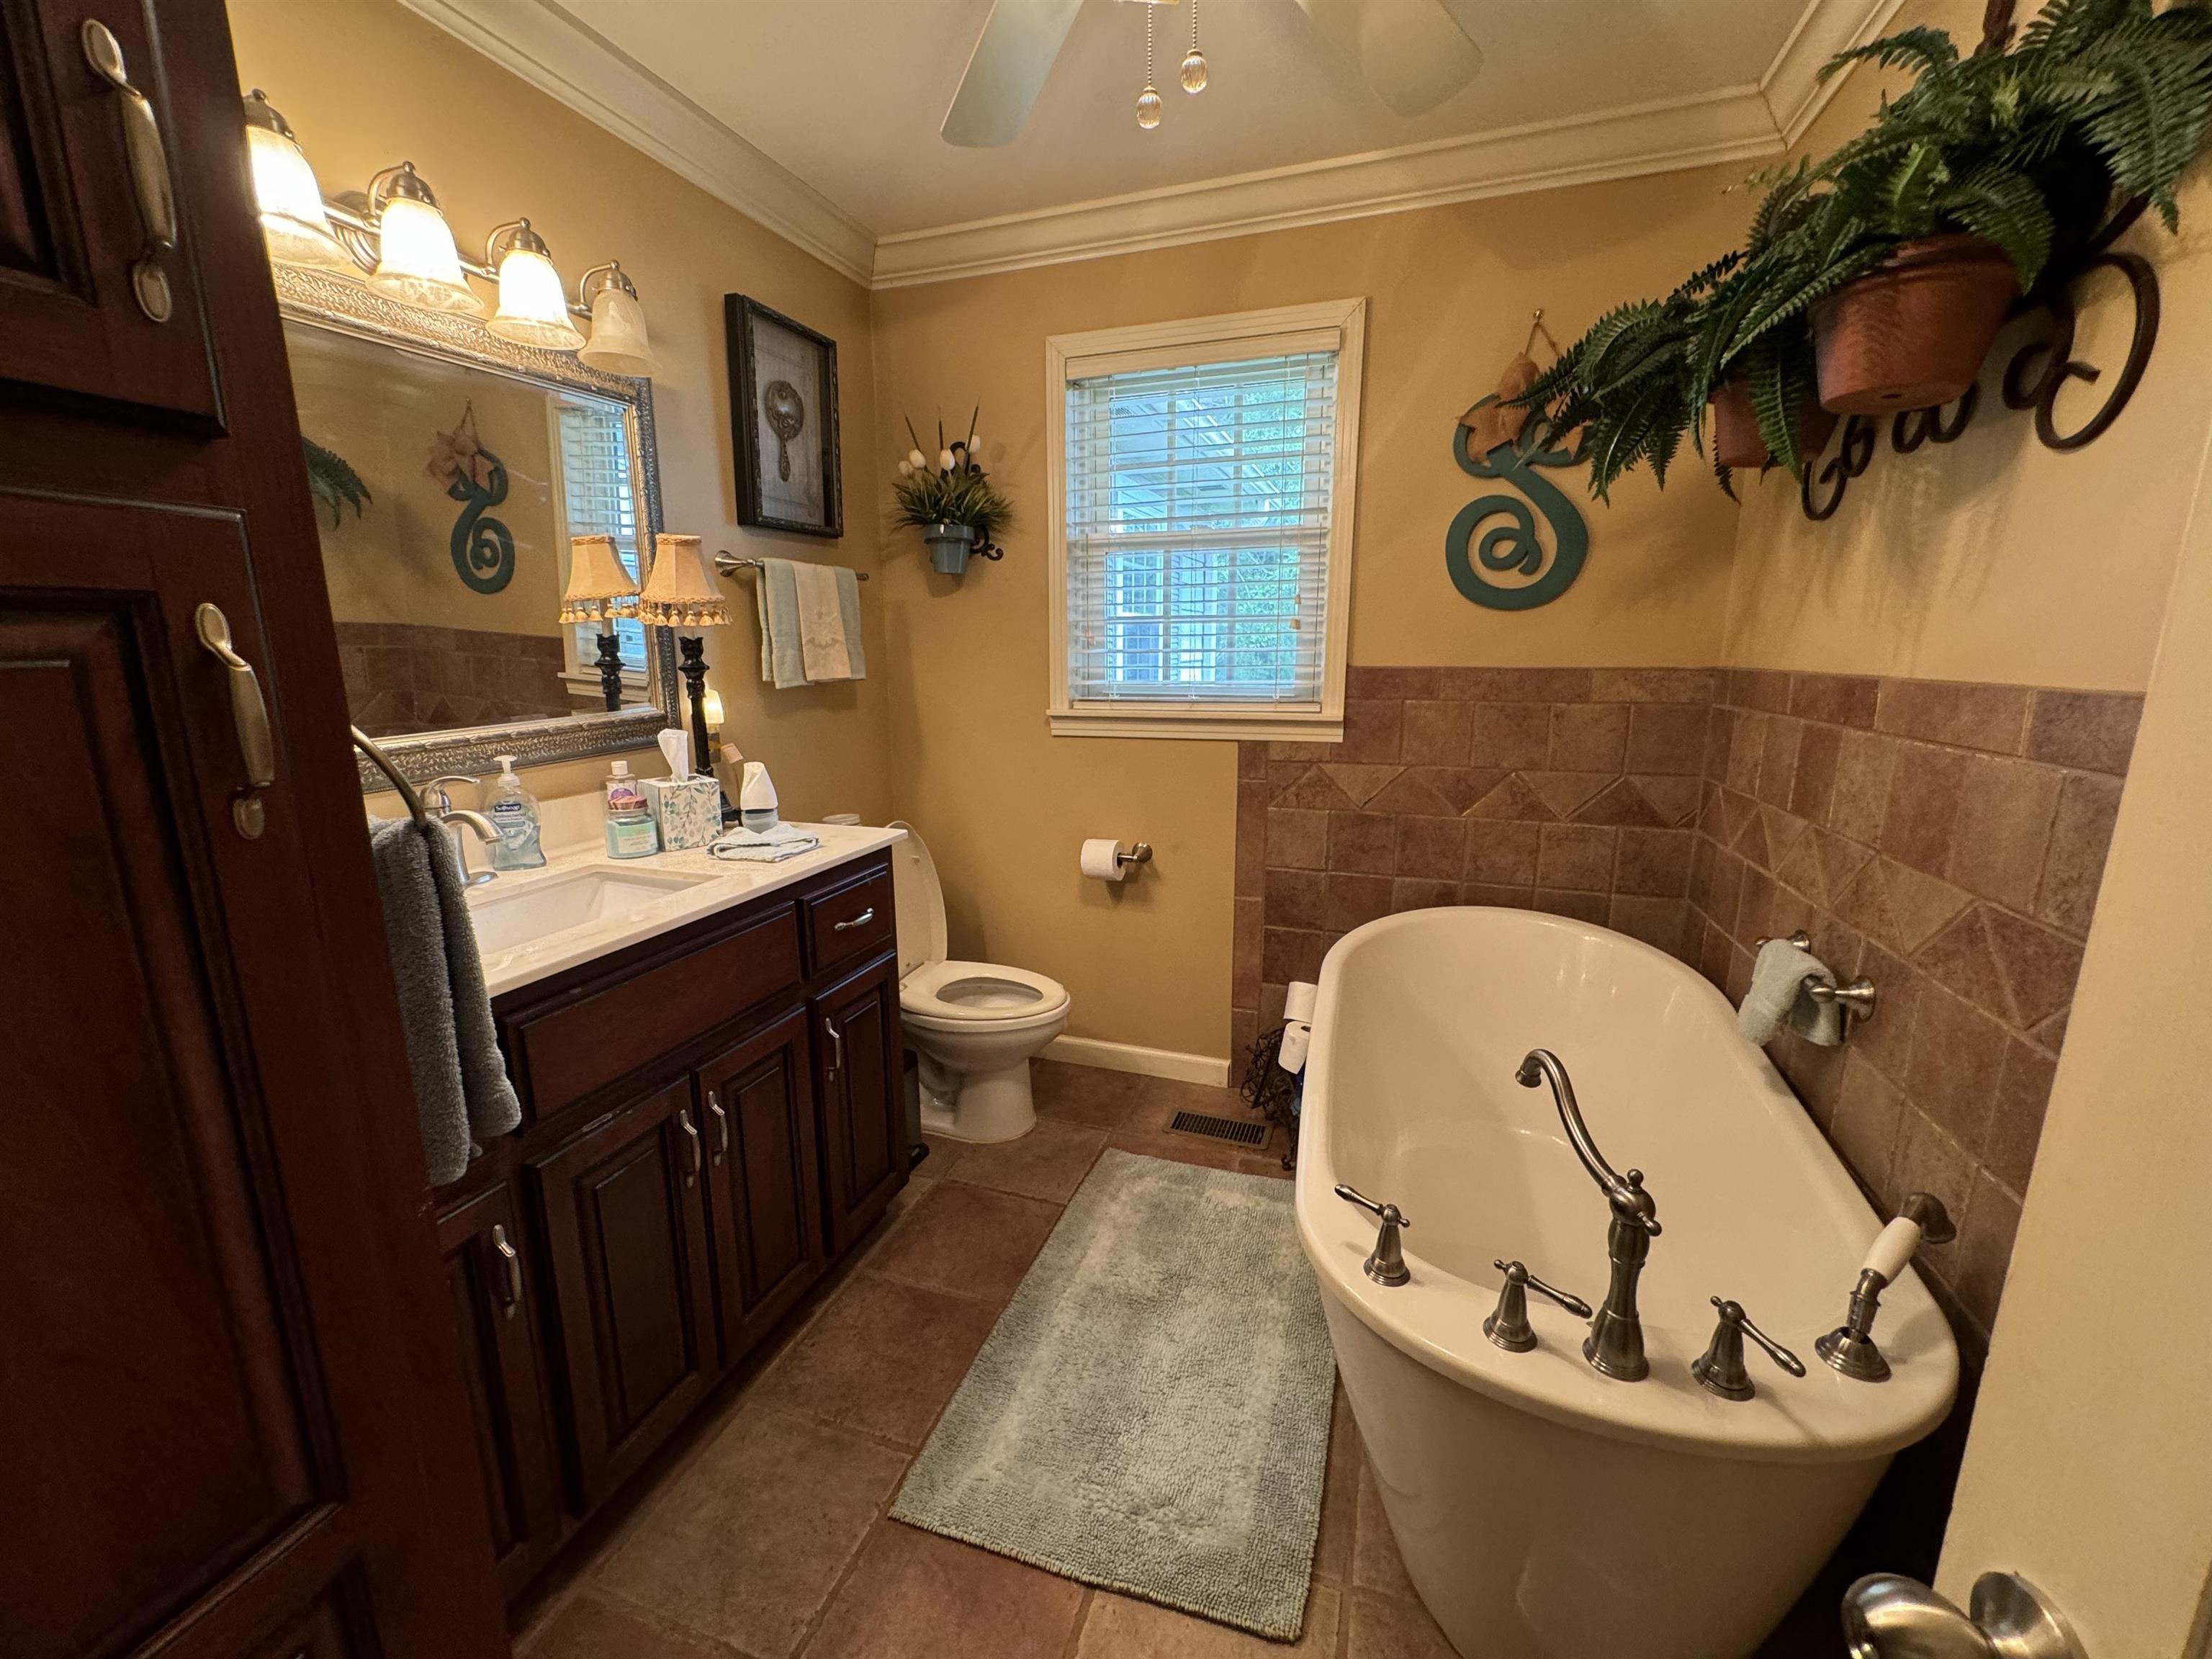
[466,865,718,957]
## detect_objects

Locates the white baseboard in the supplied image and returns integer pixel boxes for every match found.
[1043,1036,1231,1089]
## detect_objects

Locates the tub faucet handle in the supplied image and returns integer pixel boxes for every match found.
[1691,1296,1807,1401]
[1483,1259,1593,1352]
[1334,1184,1411,1287]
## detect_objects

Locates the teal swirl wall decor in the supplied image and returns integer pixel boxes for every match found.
[445,451,514,595]
[1444,408,1587,612]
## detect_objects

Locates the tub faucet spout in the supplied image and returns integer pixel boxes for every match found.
[1515,1048,1662,1381]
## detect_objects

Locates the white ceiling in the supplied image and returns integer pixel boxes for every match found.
[401,0,1904,286]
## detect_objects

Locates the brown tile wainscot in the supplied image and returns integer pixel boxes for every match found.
[1232,664,2141,1353]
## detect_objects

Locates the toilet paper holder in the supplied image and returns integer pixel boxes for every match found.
[1117,842,1154,871]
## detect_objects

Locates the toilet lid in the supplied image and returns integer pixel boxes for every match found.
[889,820,947,978]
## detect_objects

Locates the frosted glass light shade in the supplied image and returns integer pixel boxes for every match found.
[578,283,660,377]
[559,534,640,623]
[487,244,585,351]
[369,194,482,315]
[637,534,730,627]
[245,121,349,270]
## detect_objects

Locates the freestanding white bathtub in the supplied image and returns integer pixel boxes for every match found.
[1295,908,1957,1659]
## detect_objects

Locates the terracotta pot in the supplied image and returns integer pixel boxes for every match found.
[1811,234,2018,415]
[1709,378,1840,470]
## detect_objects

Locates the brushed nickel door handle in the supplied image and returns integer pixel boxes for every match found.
[706,1090,729,1164]
[832,907,875,932]
[490,1223,522,1316]
[677,1107,701,1185]
[824,1017,842,1079]
[80,19,178,322]
[194,603,276,840]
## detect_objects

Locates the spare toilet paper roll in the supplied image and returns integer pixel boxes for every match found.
[1080,838,1130,882]
[1284,981,1319,1024]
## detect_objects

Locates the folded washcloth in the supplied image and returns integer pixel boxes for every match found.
[368,817,522,1185]
[1737,935,1844,1048]
[755,558,866,688]
[709,820,823,863]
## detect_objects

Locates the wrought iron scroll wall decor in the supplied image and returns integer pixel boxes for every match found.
[1801,204,2161,522]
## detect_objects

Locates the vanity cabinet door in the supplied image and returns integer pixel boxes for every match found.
[813,950,908,1254]
[436,1182,562,1602]
[0,0,221,421]
[532,1078,717,1510]
[697,1004,826,1368]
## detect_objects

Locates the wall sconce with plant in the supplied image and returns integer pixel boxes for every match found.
[891,413,1011,575]
[1515,0,2212,503]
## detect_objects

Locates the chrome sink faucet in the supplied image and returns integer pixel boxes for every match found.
[1515,1048,1662,1380]
[423,773,499,888]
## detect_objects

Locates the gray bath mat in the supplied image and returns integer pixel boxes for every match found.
[889,1148,1334,1640]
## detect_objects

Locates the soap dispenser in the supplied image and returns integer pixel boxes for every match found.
[739,761,779,832]
[486,754,545,870]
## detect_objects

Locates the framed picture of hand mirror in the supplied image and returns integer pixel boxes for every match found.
[276,263,680,791]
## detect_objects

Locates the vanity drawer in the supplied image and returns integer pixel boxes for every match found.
[509,904,803,1118]
[802,862,894,974]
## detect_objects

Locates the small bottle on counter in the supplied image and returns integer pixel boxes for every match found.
[604,759,660,858]
[739,760,779,832]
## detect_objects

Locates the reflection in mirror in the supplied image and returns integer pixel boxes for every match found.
[286,318,656,738]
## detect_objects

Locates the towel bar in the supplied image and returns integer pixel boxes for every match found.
[714,553,869,581]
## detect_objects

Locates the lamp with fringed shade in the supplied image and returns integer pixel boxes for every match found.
[562,534,639,710]
[639,533,732,778]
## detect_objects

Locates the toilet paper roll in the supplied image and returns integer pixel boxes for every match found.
[1284,981,1319,1024]
[1081,837,1129,882]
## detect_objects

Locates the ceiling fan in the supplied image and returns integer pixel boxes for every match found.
[940,0,1485,147]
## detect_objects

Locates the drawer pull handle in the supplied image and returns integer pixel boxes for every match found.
[677,1107,701,1185]
[832,907,876,933]
[706,1090,729,1164]
[194,603,276,840]
[824,1017,842,1078]
[80,19,179,322]
[490,1223,522,1316]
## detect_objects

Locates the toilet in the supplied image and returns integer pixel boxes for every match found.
[891,822,1069,1143]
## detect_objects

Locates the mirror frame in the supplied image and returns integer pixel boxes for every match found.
[274,263,680,794]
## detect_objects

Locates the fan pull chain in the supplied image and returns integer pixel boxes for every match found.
[1182,0,1209,93]
[1137,6,1162,129]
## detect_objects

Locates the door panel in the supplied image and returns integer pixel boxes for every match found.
[698,1004,824,1367]
[815,952,907,1254]
[0,0,220,421]
[437,1182,562,1602]
[533,1078,716,1508]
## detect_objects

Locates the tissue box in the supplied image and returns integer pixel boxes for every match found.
[643,775,722,850]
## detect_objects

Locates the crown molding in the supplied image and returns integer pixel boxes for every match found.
[873,88,1781,288]
[1760,0,1907,145]
[395,0,876,287]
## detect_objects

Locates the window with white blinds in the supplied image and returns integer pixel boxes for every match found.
[554,399,645,675]
[1048,301,1363,740]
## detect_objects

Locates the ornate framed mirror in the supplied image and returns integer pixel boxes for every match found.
[274,264,678,793]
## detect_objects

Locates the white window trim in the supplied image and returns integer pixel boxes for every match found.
[1045,297,1364,742]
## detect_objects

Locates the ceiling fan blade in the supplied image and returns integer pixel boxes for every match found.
[1292,0,1483,118]
[941,0,1087,148]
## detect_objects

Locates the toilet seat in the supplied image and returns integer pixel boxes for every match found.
[889,822,1069,1028]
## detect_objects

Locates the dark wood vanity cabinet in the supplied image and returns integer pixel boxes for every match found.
[443,851,909,1601]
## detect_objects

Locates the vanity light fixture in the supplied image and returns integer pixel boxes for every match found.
[575,262,662,377]
[484,219,585,351]
[365,162,482,315]
[240,90,350,271]
[561,534,640,711]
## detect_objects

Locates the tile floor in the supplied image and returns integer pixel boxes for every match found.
[515,1059,1457,1659]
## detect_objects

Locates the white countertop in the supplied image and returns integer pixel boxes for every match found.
[465,820,905,999]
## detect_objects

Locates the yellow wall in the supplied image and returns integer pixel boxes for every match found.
[229,0,893,822]
[871,174,1754,1058]
[1719,0,2209,693]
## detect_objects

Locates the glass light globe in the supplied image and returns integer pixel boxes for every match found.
[1180,50,1208,93]
[488,243,585,351]
[1136,86,1163,129]
[369,194,482,315]
[244,121,350,270]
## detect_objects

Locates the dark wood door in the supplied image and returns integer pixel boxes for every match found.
[814,951,907,1254]
[532,1077,716,1509]
[0,490,505,1659]
[0,0,220,421]
[697,1004,826,1367]
[437,1181,563,1602]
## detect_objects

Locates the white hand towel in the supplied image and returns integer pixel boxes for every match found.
[1738,935,1843,1047]
[791,559,855,681]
